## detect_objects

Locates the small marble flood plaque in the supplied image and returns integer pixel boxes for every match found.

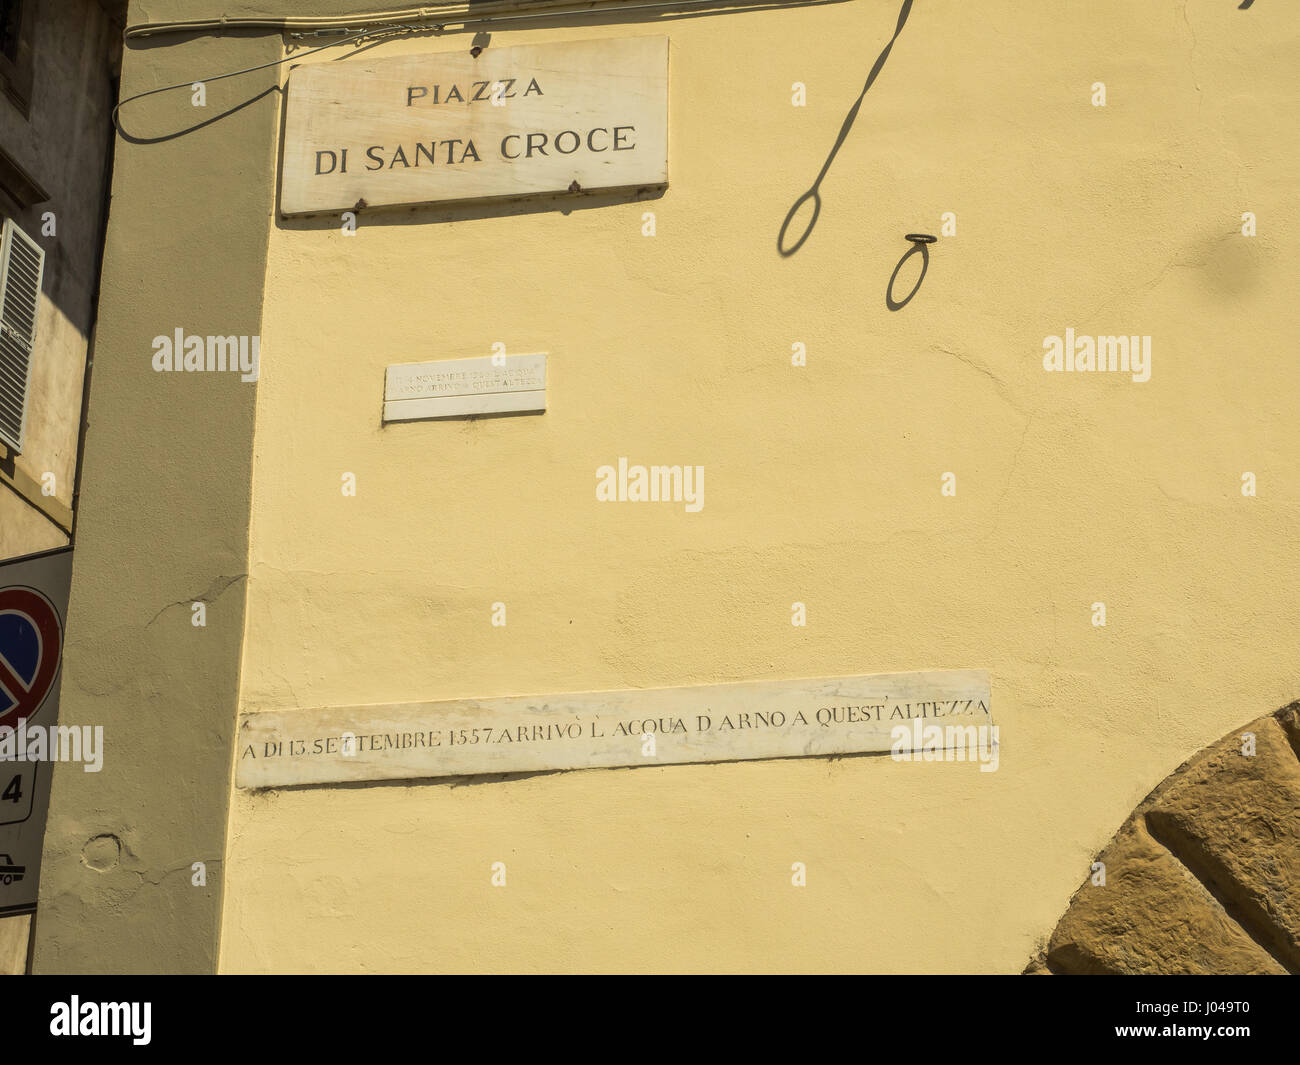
[383,352,546,421]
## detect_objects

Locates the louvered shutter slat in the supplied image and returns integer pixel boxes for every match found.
[0,219,45,453]
[0,353,25,391]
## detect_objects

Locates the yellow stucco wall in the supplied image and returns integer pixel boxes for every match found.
[220,1,1300,972]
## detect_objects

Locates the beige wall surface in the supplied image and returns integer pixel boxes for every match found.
[0,0,118,975]
[0,0,118,534]
[220,0,1300,973]
[32,5,277,972]
[0,493,66,559]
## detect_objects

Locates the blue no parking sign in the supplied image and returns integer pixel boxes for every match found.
[0,547,72,915]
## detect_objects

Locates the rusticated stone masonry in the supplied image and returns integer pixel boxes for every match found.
[1028,702,1300,975]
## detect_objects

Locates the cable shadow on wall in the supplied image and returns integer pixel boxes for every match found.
[113,0,850,145]
[776,0,913,257]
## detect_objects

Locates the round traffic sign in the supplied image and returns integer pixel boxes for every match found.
[0,585,63,727]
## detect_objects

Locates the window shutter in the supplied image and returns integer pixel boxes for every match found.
[0,217,43,453]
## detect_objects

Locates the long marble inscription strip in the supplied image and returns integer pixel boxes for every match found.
[235,671,992,788]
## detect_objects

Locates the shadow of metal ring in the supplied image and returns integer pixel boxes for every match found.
[886,239,931,311]
[777,187,822,258]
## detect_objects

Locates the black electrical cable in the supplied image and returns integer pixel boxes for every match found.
[111,24,418,137]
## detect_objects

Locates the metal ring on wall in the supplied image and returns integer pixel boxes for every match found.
[886,234,936,311]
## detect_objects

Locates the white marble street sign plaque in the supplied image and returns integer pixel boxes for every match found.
[280,36,669,215]
[235,670,992,788]
[384,353,547,421]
